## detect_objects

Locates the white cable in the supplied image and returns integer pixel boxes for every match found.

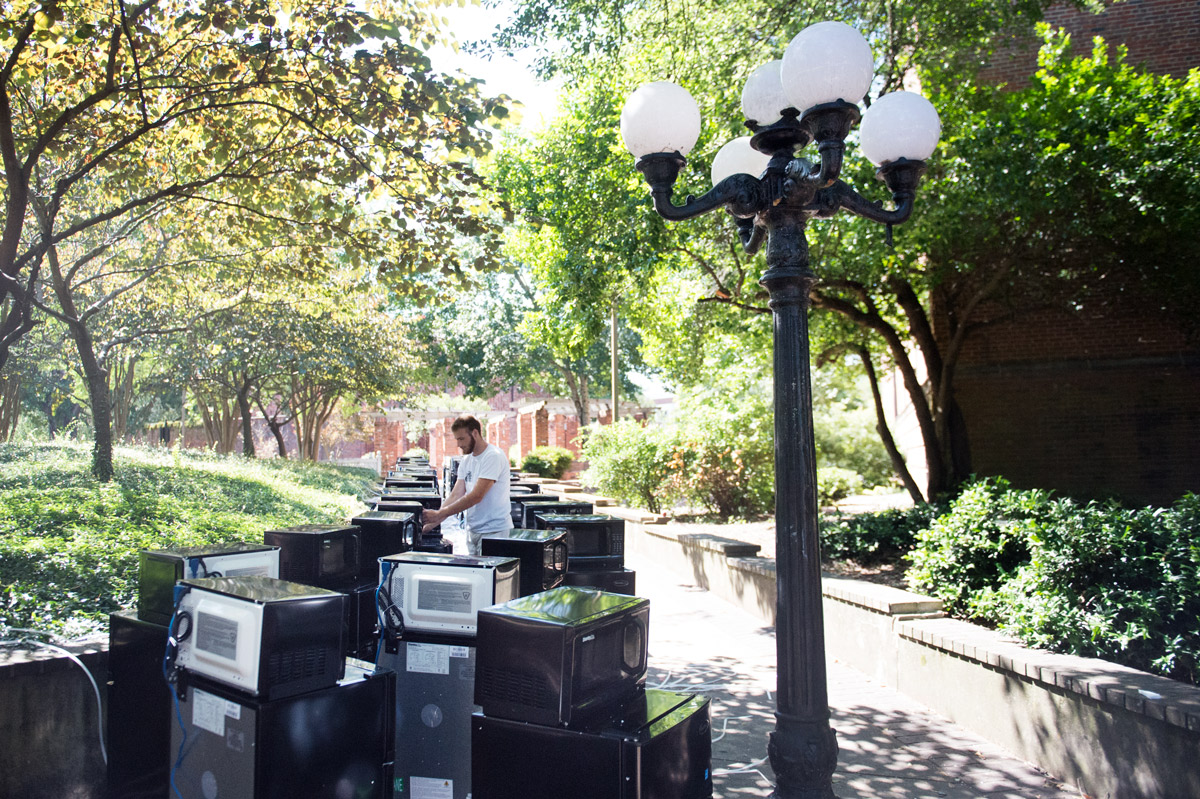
[1,634,108,765]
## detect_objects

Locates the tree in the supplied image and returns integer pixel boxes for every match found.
[809,31,1200,499]
[478,0,1200,503]
[408,266,646,424]
[0,0,508,375]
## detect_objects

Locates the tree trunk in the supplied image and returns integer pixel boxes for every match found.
[0,371,19,441]
[560,363,591,427]
[109,354,138,443]
[44,239,114,480]
[812,278,974,501]
[237,373,255,458]
[193,381,239,453]
[256,397,289,458]
[852,345,925,504]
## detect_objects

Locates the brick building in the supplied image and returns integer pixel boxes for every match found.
[371,396,648,476]
[947,0,1200,504]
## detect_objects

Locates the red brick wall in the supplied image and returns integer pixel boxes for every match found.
[978,0,1200,88]
[429,418,458,471]
[949,287,1200,504]
[955,358,1200,505]
[487,416,515,460]
[548,413,580,453]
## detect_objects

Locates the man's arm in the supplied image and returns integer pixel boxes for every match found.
[423,478,495,529]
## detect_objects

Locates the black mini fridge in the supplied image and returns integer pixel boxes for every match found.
[471,689,713,799]
[107,611,171,799]
[169,660,395,799]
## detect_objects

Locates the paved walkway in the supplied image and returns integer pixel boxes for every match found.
[442,522,1087,799]
[626,550,1088,799]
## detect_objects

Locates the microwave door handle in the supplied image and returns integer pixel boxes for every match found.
[625,618,649,675]
[349,532,361,577]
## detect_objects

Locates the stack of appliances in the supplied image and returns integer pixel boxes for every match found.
[507,491,552,527]
[347,511,418,659]
[162,575,396,799]
[471,587,712,799]
[479,528,569,597]
[108,543,280,799]
[519,497,593,529]
[534,513,635,594]
[378,487,451,554]
[263,523,375,659]
[442,455,462,496]
[375,552,520,799]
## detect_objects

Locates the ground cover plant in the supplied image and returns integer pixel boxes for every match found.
[0,443,373,638]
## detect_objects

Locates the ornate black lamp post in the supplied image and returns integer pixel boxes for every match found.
[620,21,941,798]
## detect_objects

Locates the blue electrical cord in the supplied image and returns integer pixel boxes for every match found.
[162,594,191,799]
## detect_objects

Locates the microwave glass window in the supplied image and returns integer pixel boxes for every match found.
[196,611,239,660]
[568,527,604,555]
[417,580,474,614]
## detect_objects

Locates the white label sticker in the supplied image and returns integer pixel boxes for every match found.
[407,642,450,675]
[192,689,226,737]
[449,646,469,659]
[411,776,453,799]
[225,700,241,720]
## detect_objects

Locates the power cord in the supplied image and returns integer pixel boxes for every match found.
[0,626,108,765]
[162,589,193,799]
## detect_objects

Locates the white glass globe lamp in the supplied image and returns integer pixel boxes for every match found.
[779,21,875,113]
[620,81,702,158]
[711,137,772,185]
[741,60,789,126]
[859,91,942,165]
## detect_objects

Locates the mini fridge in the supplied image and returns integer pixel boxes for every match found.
[471,688,713,799]
[168,660,395,799]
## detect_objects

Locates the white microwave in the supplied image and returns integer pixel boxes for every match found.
[378,552,519,639]
[138,543,280,625]
[172,576,346,701]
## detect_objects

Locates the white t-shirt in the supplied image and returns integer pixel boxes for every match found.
[459,443,512,538]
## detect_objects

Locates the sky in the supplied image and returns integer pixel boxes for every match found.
[426,0,564,130]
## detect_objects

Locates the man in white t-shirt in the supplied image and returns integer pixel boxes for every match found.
[422,414,512,555]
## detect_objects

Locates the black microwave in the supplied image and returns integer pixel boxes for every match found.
[524,500,594,529]
[475,586,649,728]
[509,493,552,525]
[263,524,360,589]
[480,528,569,597]
[539,514,625,571]
[377,489,442,511]
[349,510,416,566]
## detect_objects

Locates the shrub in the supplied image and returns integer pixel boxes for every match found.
[520,446,575,480]
[816,466,864,506]
[669,397,774,521]
[581,421,678,514]
[905,478,1048,616]
[820,502,944,564]
[402,447,428,460]
[976,494,1200,684]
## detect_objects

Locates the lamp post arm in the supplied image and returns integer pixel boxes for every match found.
[736,216,767,254]
[648,172,768,223]
[828,181,916,226]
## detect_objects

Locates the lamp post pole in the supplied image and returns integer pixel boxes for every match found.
[621,21,941,798]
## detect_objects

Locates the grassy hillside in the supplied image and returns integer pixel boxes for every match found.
[0,443,377,638]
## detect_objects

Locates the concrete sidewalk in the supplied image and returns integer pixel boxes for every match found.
[626,550,1089,799]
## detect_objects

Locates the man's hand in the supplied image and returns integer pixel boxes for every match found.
[422,507,446,531]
